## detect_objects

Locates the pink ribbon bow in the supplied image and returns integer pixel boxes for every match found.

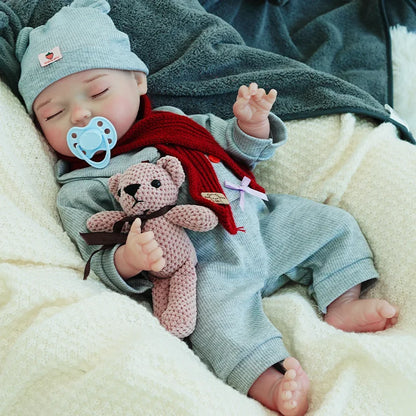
[224,176,268,211]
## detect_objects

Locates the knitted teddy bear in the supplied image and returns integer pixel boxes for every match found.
[85,156,218,338]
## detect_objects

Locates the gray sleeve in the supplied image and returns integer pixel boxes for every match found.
[156,105,287,169]
[57,178,152,295]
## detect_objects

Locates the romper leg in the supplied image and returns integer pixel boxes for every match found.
[262,194,378,313]
[188,193,378,395]
[190,266,290,395]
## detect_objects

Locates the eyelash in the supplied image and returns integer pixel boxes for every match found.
[45,110,63,121]
[43,88,109,121]
[92,88,109,98]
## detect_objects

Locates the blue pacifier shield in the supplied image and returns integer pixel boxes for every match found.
[66,117,117,168]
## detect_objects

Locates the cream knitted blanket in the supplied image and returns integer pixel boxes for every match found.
[0,26,415,416]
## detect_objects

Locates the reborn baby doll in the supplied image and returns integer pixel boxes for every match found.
[16,1,399,414]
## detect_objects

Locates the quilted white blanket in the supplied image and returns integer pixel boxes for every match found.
[0,26,416,416]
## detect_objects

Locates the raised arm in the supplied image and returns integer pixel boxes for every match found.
[232,82,277,139]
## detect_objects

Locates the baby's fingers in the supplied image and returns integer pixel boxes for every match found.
[237,84,252,101]
[141,237,159,254]
[252,87,277,103]
[261,87,277,100]
[238,82,259,98]
[264,88,277,103]
[138,231,165,271]
[129,218,143,235]
[150,256,166,272]
[144,244,165,272]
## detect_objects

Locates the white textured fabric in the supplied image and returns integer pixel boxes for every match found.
[1,26,416,416]
[391,25,416,135]
[0,78,273,416]
[256,113,416,415]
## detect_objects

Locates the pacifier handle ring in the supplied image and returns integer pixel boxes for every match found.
[76,135,112,169]
[66,116,117,169]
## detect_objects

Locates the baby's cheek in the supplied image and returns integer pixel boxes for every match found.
[42,125,71,155]
[104,98,139,138]
[103,99,124,118]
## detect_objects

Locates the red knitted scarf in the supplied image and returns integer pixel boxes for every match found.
[63,95,265,234]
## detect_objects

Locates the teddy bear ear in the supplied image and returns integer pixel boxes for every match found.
[157,156,185,187]
[109,173,122,199]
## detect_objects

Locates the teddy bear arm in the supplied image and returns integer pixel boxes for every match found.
[87,211,127,232]
[165,205,218,232]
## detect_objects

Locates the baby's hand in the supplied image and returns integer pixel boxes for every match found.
[114,218,166,279]
[233,83,277,139]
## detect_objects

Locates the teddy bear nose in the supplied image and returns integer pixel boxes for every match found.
[124,184,141,197]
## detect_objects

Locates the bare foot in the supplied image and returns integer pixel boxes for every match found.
[325,286,399,332]
[248,357,310,416]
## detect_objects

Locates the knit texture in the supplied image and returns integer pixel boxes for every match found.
[16,0,148,114]
[66,95,265,234]
[86,157,218,338]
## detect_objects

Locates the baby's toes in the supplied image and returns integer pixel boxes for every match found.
[280,388,293,401]
[282,399,298,411]
[283,380,298,392]
[386,314,399,329]
[280,372,300,408]
[378,301,397,318]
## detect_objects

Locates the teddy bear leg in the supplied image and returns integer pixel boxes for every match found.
[151,278,171,321]
[160,259,197,339]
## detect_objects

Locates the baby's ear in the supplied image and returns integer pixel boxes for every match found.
[109,173,122,199]
[134,71,148,95]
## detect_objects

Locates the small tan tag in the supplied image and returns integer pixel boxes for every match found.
[201,192,229,205]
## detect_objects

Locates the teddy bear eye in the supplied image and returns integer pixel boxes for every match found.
[151,179,161,188]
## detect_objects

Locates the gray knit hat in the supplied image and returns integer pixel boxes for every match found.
[16,0,149,115]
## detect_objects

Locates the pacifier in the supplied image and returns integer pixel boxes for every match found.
[66,116,117,169]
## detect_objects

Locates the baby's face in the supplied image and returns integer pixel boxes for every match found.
[33,69,147,156]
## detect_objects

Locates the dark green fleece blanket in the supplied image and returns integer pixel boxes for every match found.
[0,0,415,142]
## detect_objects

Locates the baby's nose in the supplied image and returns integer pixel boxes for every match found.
[71,105,92,126]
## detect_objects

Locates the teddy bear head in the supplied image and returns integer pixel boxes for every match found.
[109,156,186,216]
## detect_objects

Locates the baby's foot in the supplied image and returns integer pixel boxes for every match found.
[248,357,309,416]
[325,298,399,332]
[276,358,310,416]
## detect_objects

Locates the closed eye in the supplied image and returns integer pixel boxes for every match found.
[45,110,63,121]
[92,88,109,99]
